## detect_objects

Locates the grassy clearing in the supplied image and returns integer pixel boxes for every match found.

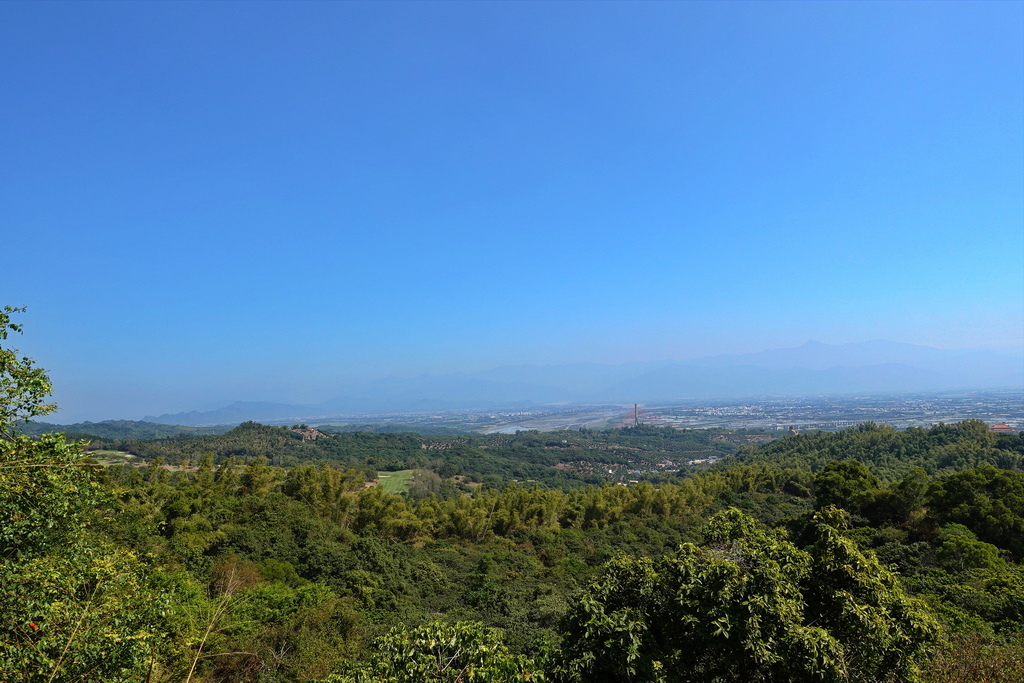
[87,450,137,466]
[375,469,414,494]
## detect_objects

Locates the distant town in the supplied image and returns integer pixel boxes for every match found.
[304,390,1022,435]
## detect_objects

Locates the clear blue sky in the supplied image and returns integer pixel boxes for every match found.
[3,1,1022,422]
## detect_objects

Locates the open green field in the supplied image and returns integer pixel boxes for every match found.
[86,450,137,466]
[375,469,414,494]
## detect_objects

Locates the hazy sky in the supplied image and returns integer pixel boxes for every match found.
[3,1,1022,421]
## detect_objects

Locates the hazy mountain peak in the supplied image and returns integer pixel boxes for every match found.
[138,340,1023,426]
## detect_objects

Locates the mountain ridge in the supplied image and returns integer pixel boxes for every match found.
[140,340,1024,426]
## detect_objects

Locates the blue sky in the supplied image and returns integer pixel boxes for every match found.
[2,1,1022,422]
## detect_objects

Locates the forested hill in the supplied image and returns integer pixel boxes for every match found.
[79,418,1024,488]
[721,419,1024,479]
[83,422,748,487]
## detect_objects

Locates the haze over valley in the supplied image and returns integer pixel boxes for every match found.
[132,339,1023,428]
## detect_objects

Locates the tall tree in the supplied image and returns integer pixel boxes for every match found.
[557,507,937,683]
[0,307,162,682]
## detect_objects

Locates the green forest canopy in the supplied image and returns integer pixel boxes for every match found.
[2,308,1023,682]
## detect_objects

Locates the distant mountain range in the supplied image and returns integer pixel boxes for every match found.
[143,340,1024,427]
[19,420,230,439]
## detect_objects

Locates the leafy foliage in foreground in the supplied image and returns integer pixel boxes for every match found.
[327,621,544,683]
[0,307,56,439]
[557,508,937,683]
[0,310,159,682]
